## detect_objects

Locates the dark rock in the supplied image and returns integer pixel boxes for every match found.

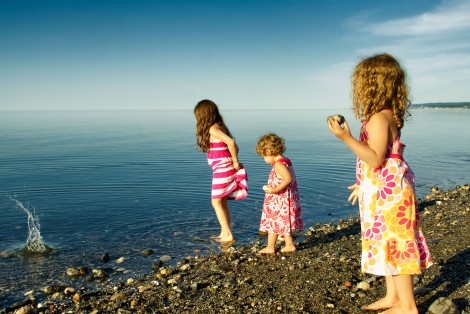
[101,252,110,263]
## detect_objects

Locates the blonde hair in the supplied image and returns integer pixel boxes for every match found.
[352,53,411,129]
[194,99,233,152]
[255,133,286,156]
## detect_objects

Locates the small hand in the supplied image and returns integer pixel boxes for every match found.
[263,185,275,194]
[327,117,352,141]
[233,161,240,171]
[347,184,359,205]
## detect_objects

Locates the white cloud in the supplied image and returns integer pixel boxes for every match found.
[367,0,470,36]
[345,0,470,103]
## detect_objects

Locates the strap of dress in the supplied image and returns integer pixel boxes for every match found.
[275,157,291,166]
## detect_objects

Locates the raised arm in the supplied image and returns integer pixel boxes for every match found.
[328,113,390,168]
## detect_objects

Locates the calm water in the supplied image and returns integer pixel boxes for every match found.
[1,108,469,305]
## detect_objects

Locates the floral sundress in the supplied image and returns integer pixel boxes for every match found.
[259,158,303,236]
[356,122,433,275]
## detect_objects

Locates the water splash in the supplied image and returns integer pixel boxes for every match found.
[10,196,50,254]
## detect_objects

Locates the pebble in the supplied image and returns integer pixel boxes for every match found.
[101,252,110,263]
[160,255,172,262]
[66,267,88,277]
[142,249,154,255]
[92,268,108,278]
[138,285,153,292]
[167,278,179,285]
[356,281,370,291]
[116,257,126,264]
[73,293,80,304]
[14,306,33,314]
[110,292,127,301]
[427,297,459,314]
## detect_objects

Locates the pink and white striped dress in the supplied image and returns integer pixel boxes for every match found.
[207,140,248,200]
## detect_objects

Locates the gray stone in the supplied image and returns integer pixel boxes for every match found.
[160,255,172,262]
[92,268,109,278]
[66,267,88,277]
[110,292,127,301]
[427,297,459,314]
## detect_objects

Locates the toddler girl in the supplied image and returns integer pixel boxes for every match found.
[255,133,303,254]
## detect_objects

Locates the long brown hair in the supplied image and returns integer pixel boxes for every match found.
[352,53,411,129]
[194,99,233,152]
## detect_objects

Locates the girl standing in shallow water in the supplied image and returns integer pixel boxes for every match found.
[194,99,248,243]
[255,133,303,254]
[328,53,432,314]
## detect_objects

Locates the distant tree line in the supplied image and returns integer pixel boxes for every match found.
[412,102,470,108]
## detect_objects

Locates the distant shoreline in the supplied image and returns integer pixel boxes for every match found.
[412,102,470,109]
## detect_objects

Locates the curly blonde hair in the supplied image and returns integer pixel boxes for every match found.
[352,53,411,129]
[194,99,233,152]
[255,133,286,156]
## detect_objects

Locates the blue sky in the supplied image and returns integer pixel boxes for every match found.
[1,0,469,110]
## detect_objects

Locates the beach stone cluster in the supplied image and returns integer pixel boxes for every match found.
[1,184,469,314]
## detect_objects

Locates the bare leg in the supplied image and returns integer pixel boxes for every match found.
[211,197,234,243]
[259,233,277,254]
[380,275,418,314]
[280,234,296,252]
[363,275,399,310]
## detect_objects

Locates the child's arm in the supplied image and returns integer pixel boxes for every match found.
[263,162,292,194]
[209,124,240,170]
[328,113,390,168]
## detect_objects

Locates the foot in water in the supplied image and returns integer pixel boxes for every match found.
[215,236,234,243]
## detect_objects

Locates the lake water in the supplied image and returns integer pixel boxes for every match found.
[1,108,469,305]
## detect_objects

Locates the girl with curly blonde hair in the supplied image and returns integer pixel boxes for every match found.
[328,54,432,314]
[255,133,303,254]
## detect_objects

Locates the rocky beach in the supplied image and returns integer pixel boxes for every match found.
[2,184,469,314]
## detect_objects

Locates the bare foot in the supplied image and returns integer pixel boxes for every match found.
[258,247,275,254]
[215,236,234,243]
[379,304,418,314]
[280,246,296,253]
[363,297,399,311]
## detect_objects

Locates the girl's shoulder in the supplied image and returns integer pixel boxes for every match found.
[275,157,292,166]
[366,111,392,129]
[209,123,228,133]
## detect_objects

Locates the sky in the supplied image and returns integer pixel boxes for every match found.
[1,0,469,111]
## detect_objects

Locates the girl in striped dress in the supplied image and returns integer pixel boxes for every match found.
[194,99,248,243]
[328,54,432,314]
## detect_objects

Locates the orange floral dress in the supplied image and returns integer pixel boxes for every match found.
[356,122,432,275]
